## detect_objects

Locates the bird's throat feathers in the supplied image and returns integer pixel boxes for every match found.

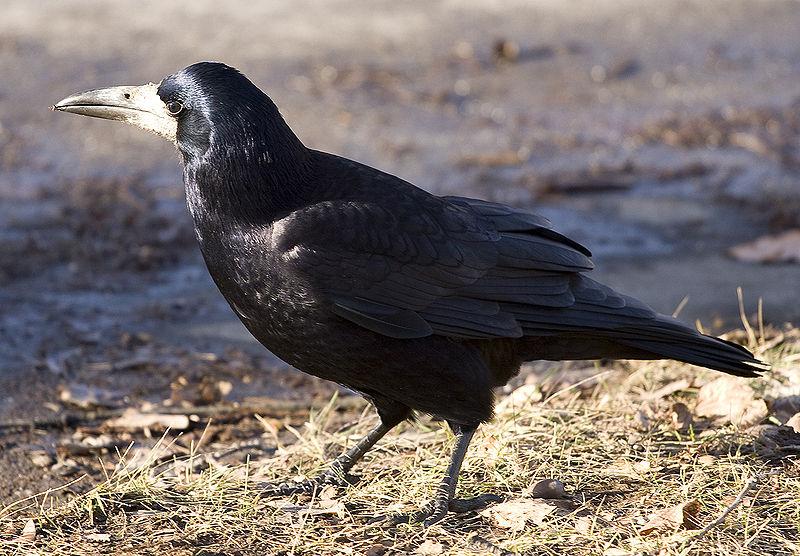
[174,66,311,226]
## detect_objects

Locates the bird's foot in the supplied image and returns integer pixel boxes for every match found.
[376,493,503,527]
[259,469,355,497]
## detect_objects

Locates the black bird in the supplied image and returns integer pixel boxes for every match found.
[54,62,765,525]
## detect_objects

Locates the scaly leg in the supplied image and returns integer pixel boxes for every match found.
[261,397,410,497]
[261,420,394,496]
[385,425,496,527]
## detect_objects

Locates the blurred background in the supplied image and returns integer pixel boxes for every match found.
[0,0,798,498]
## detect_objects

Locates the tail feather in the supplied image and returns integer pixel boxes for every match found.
[614,322,767,378]
[517,316,768,378]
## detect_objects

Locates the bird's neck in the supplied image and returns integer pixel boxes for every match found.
[182,123,312,228]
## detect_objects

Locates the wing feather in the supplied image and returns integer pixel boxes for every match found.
[274,179,640,340]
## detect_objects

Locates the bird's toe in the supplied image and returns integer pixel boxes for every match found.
[375,494,502,527]
[422,500,450,527]
[259,478,317,497]
[259,471,354,497]
[448,493,504,513]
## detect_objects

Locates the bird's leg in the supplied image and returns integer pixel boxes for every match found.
[260,420,393,497]
[421,424,476,526]
[386,424,484,527]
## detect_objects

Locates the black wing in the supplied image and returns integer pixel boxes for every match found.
[273,185,597,340]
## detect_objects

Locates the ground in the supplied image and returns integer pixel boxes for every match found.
[1,331,798,555]
[0,1,799,554]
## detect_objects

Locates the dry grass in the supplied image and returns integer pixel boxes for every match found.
[1,328,798,556]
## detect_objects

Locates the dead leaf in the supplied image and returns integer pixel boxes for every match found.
[634,407,653,431]
[104,408,190,431]
[642,379,691,401]
[18,519,36,542]
[317,484,339,509]
[414,540,444,555]
[29,451,53,468]
[671,402,694,431]
[697,454,716,465]
[729,229,800,264]
[770,396,800,424]
[750,424,800,458]
[364,544,387,556]
[695,376,768,427]
[85,532,111,542]
[575,516,593,535]
[633,460,652,473]
[639,500,701,535]
[496,383,542,414]
[51,459,81,476]
[787,413,800,434]
[59,383,123,409]
[480,498,555,531]
[302,501,347,519]
[608,459,652,479]
[217,380,233,397]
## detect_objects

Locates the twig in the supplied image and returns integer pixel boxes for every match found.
[691,469,780,542]
[542,369,615,405]
[0,396,366,433]
[737,287,757,348]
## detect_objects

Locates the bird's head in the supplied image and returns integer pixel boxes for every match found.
[53,62,303,164]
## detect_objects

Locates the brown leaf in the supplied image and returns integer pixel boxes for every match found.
[671,402,694,431]
[480,498,555,531]
[787,413,800,434]
[634,407,653,431]
[607,458,654,478]
[414,540,444,555]
[364,544,387,556]
[59,383,123,409]
[695,376,768,427]
[496,383,542,414]
[697,454,717,465]
[639,500,701,535]
[104,408,190,431]
[575,516,593,535]
[217,380,233,397]
[729,229,800,264]
[641,379,692,401]
[18,519,36,542]
[770,396,800,424]
[750,424,800,458]
[317,485,339,509]
[29,451,54,468]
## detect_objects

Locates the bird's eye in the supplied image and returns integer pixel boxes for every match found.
[166,100,184,116]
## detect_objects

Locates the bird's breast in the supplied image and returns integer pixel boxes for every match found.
[195,220,319,341]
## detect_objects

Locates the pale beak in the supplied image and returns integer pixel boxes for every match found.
[53,83,177,142]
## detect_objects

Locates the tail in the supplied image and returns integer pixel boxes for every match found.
[517,315,768,378]
[610,317,768,378]
[499,273,768,377]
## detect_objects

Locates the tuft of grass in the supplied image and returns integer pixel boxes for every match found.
[1,329,798,556]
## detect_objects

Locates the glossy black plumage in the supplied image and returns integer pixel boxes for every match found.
[56,62,766,525]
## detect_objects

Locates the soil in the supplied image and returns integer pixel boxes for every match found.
[1,0,799,505]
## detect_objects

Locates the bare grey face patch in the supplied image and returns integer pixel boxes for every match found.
[53,82,178,143]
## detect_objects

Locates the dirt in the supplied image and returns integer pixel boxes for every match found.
[1,0,799,505]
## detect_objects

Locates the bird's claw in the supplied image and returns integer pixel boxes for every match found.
[373,494,503,527]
